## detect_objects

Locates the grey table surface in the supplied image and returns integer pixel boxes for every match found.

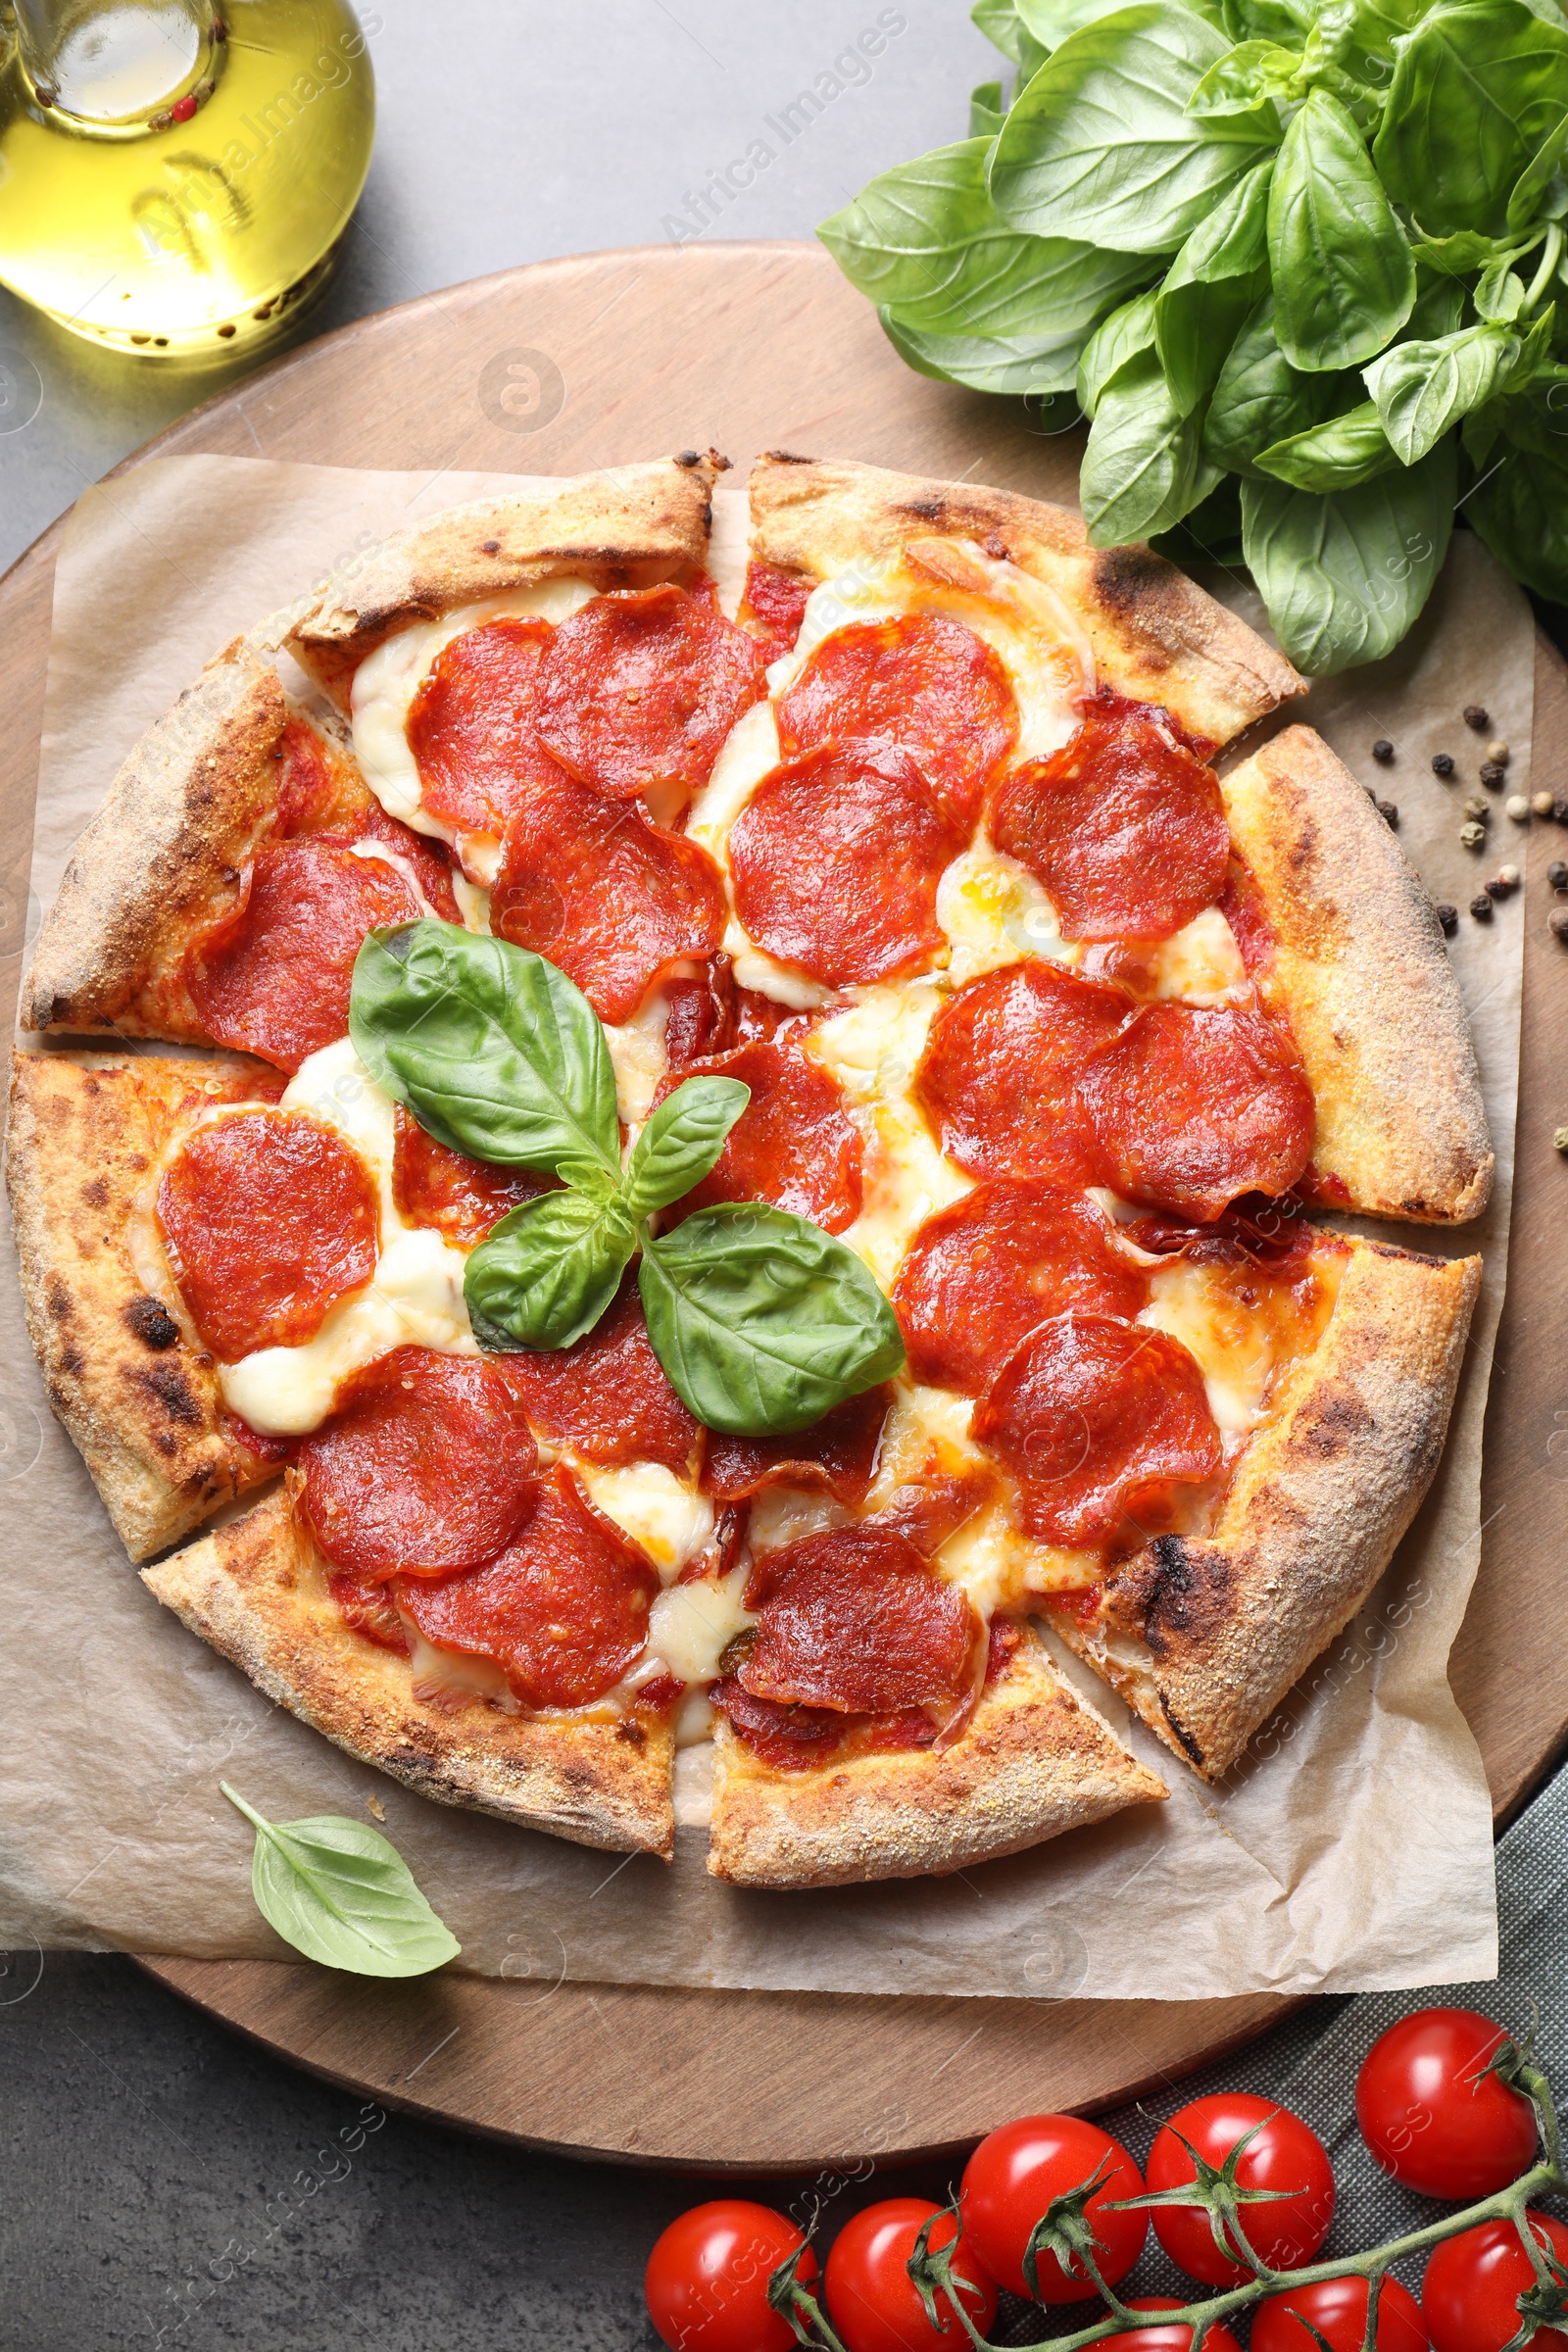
[3,7,1566,2347]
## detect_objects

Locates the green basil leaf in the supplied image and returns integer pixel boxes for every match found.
[1202,292,1348,471]
[1080,345,1224,540]
[1021,0,1228,44]
[1150,470,1248,564]
[1410,222,1538,275]
[973,0,1032,64]
[970,79,1006,135]
[1374,0,1568,238]
[220,1785,460,1978]
[1364,320,1523,461]
[1076,285,1161,414]
[1467,428,1568,596]
[1188,37,1302,115]
[1309,0,1430,85]
[1254,397,1397,487]
[989,3,1280,253]
[1155,156,1273,412]
[639,1206,906,1438]
[622,1075,750,1221]
[1268,89,1416,369]
[819,138,1149,337]
[350,923,619,1177]
[1500,300,1557,389]
[879,305,1093,395]
[464,1187,637,1352]
[1476,257,1530,320]
[1408,271,1470,338]
[1240,441,1456,672]
[1222,0,1315,42]
[1508,104,1568,231]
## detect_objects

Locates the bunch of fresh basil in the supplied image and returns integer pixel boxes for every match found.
[819,0,1568,672]
[349,922,904,1436]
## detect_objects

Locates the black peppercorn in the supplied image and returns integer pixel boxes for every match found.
[1547,859,1568,890]
[1435,902,1458,935]
[1463,705,1491,731]
[1550,907,1568,944]
[1480,760,1506,789]
[1377,800,1397,825]
[1433,753,1455,777]
[1372,739,1395,763]
[1471,893,1494,920]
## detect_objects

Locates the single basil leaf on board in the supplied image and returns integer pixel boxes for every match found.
[220,1785,460,1978]
[622,1075,751,1221]
[1187,37,1302,114]
[350,923,619,1177]
[989,4,1280,254]
[1241,440,1456,672]
[1364,321,1523,461]
[1155,157,1273,414]
[1253,397,1397,487]
[1467,427,1568,598]
[639,1205,906,1438]
[1268,89,1416,369]
[1076,285,1161,414]
[1150,470,1248,564]
[1202,292,1348,471]
[818,138,1150,338]
[879,305,1093,396]
[465,1186,638,1352]
[970,79,1006,135]
[1079,346,1224,541]
[1373,0,1568,238]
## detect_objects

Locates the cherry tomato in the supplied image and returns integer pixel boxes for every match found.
[959,2113,1147,2302]
[1097,2296,1244,2349]
[1252,2275,1431,2351]
[1355,2008,1539,2200]
[1422,2213,1568,2352]
[1146,2093,1335,2284]
[824,2197,998,2352]
[645,2200,817,2352]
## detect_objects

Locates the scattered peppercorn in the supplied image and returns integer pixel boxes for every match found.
[1534,791,1556,817]
[1506,794,1532,820]
[1555,799,1568,824]
[1486,739,1510,765]
[1459,820,1487,849]
[1480,760,1506,788]
[1486,876,1513,900]
[1549,859,1568,889]
[1550,907,1568,943]
[1377,799,1398,825]
[1556,1126,1568,1152]
[1435,902,1458,935]
[1499,862,1521,888]
[1432,752,1455,776]
[1463,795,1491,819]
[1471,893,1494,919]
[1464,705,1490,731]
[1372,738,1395,763]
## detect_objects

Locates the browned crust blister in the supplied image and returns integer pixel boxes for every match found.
[1053,1237,1481,1781]
[142,1488,677,1856]
[747,452,1304,750]
[707,1627,1166,1888]
[6,1051,275,1560]
[1225,726,1494,1224]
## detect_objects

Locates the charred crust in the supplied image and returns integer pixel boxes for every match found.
[46,1279,72,1323]
[127,1361,206,1430]
[122,1295,180,1351]
[1135,1538,1233,1658]
[898,497,947,522]
[615,1717,648,1747]
[1293,1383,1378,1460]
[764,449,815,465]
[1159,1691,1205,1767]
[60,1342,85,1378]
[81,1177,109,1209]
[480,538,500,554]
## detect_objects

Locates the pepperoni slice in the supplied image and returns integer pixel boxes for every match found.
[532,585,765,809]
[654,1041,863,1233]
[493,1273,700,1474]
[1079,1003,1315,1221]
[703,1386,892,1506]
[874,1460,998,1558]
[729,743,960,989]
[740,1525,976,1713]
[158,1110,378,1361]
[328,1568,410,1653]
[187,839,420,1073]
[406,615,563,837]
[395,1465,659,1708]
[738,561,814,664]
[913,958,1133,1183]
[710,1678,846,1770]
[892,1180,1148,1394]
[391,1106,551,1250]
[663,956,737,1069]
[276,715,343,834]
[491,762,726,1023]
[343,801,462,922]
[971,1312,1221,1548]
[298,1347,539,1578]
[988,706,1230,942]
[776,612,1018,831]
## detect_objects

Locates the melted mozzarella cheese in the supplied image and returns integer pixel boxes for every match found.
[1140,1259,1279,1436]
[937,838,1075,986]
[646,1563,755,1685]
[348,576,599,846]
[1147,906,1249,1005]
[808,981,970,1283]
[603,989,671,1127]
[686,698,779,863]
[576,1462,712,1579]
[348,837,444,918]
[451,872,492,933]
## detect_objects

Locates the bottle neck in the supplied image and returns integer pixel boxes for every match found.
[13,0,221,129]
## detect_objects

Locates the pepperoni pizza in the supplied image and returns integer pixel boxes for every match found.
[8,452,1488,1890]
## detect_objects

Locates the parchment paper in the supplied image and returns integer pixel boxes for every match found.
[0,456,1532,1995]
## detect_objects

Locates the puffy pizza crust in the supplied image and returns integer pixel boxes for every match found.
[707,1626,1166,1888]
[284,452,725,704]
[6,1051,276,1559]
[143,1486,677,1856]
[1051,1237,1480,1781]
[747,452,1304,750]
[1223,725,1493,1224]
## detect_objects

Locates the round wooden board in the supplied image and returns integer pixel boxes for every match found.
[6,243,1568,2175]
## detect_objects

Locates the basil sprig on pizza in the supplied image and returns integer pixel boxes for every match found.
[349,918,905,1429]
[10,451,1492,1895]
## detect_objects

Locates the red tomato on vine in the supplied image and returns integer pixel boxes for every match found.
[1097,2296,1244,2348]
[645,2200,816,2352]
[824,2198,997,2352]
[1146,2093,1335,2284]
[959,2113,1147,2301]
[1251,2274,1431,2351]
[1422,2213,1568,2352]
[1355,2008,1539,2200]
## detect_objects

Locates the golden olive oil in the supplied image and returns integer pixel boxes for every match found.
[0,0,375,356]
